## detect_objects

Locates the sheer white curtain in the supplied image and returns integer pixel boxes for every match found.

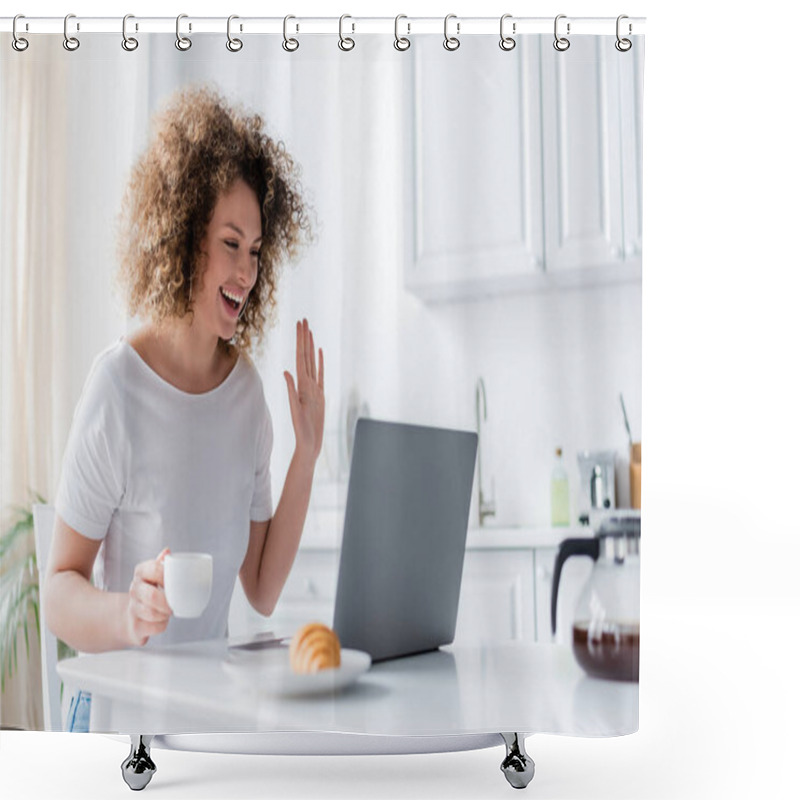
[1,40,70,730]
[0,35,150,729]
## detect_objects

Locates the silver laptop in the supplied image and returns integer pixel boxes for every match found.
[333,418,478,662]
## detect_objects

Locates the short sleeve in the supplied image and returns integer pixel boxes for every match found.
[250,396,273,523]
[55,357,125,540]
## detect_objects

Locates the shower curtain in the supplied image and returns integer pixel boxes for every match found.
[0,18,643,741]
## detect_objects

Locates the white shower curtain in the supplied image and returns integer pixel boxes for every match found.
[1,26,642,733]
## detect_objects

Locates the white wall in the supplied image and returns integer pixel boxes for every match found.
[255,37,642,530]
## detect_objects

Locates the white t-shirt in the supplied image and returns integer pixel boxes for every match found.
[55,338,273,647]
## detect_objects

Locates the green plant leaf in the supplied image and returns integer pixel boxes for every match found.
[0,495,45,690]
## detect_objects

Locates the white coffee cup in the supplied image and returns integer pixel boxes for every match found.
[163,553,213,618]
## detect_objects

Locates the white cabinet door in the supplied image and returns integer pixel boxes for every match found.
[455,550,535,645]
[404,36,544,301]
[618,38,644,262]
[260,550,340,635]
[541,36,632,276]
[534,546,594,644]
[233,547,541,647]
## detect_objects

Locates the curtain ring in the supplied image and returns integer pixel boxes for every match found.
[338,14,355,51]
[12,14,29,52]
[394,14,410,51]
[553,14,570,51]
[63,13,80,51]
[499,13,515,51]
[175,14,192,51]
[122,14,139,51]
[443,14,460,51]
[282,15,299,52]
[615,15,632,52]
[226,15,243,52]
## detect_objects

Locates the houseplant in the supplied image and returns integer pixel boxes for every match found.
[0,493,45,693]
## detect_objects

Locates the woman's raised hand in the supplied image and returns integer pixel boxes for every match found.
[125,548,173,647]
[284,319,325,466]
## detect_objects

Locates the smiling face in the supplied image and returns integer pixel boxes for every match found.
[193,178,263,344]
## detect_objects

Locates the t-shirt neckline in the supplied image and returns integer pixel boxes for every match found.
[120,337,243,399]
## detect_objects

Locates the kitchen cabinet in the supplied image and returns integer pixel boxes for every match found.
[454,549,536,644]
[231,535,591,647]
[269,549,340,631]
[230,550,340,637]
[404,35,642,301]
[534,546,594,645]
[618,40,644,261]
[541,36,621,274]
[403,36,544,302]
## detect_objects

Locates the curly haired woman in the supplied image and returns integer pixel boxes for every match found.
[44,87,323,729]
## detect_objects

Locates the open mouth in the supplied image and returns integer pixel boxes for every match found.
[220,287,244,314]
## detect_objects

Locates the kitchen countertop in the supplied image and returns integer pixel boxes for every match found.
[299,511,591,551]
[465,525,590,549]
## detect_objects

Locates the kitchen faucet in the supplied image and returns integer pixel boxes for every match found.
[475,377,496,526]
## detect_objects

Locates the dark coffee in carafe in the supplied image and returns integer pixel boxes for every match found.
[572,621,639,682]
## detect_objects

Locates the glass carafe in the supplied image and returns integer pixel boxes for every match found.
[551,514,640,682]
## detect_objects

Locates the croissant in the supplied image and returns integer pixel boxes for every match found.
[289,622,342,674]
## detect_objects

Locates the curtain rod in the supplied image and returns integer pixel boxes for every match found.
[1,16,646,37]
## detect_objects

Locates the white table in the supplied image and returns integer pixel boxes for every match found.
[58,638,636,789]
[58,638,637,737]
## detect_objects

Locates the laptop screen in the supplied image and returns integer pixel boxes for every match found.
[333,419,478,662]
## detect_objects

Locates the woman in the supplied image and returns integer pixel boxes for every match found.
[44,86,322,729]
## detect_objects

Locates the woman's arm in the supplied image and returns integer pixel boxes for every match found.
[239,319,324,616]
[45,515,172,652]
[239,452,315,616]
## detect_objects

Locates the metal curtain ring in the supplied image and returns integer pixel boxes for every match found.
[63,13,80,51]
[499,13,515,51]
[12,14,29,51]
[227,15,243,52]
[338,14,355,51]
[282,15,299,52]
[394,14,410,51]
[553,14,570,51]
[175,14,191,51]
[615,15,632,52]
[122,14,139,51]
[443,14,460,51]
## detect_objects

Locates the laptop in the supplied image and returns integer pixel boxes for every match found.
[333,418,478,662]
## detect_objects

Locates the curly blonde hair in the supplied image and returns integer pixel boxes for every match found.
[117,85,312,354]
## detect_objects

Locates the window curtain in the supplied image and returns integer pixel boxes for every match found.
[1,42,70,730]
[0,36,149,729]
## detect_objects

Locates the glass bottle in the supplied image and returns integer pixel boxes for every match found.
[550,447,570,527]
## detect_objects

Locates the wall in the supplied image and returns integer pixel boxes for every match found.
[253,38,642,531]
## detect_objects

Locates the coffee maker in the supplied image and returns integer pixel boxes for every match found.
[576,450,616,522]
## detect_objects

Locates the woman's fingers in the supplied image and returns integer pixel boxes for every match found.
[292,318,323,391]
[284,371,298,417]
[296,320,304,381]
[135,557,165,588]
[131,594,171,623]
[132,558,172,616]
[308,325,317,382]
[130,578,172,618]
[129,613,170,643]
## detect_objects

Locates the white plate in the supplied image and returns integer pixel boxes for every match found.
[222,646,372,697]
